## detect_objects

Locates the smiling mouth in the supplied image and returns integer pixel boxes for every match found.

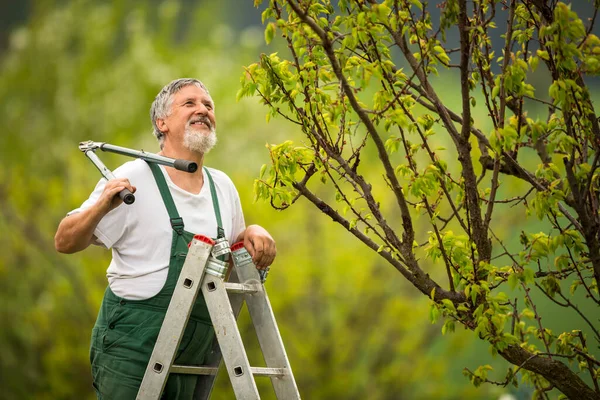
[189,119,211,129]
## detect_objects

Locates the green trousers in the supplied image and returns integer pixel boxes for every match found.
[90,285,214,399]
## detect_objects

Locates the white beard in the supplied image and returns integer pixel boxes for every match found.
[183,126,217,154]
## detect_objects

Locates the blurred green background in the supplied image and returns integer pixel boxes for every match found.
[2,1,596,399]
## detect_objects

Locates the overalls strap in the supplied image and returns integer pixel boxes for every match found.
[204,167,225,239]
[146,162,225,238]
[148,162,185,234]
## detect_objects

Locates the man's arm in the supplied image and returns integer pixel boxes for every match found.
[235,224,277,269]
[54,178,136,254]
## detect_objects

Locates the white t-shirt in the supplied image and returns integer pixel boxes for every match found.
[70,159,246,300]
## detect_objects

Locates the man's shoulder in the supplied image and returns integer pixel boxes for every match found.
[113,159,153,180]
[204,166,235,187]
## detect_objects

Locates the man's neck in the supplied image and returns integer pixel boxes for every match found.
[159,145,205,195]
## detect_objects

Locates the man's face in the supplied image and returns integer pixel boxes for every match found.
[160,85,217,152]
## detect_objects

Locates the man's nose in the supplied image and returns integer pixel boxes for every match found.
[194,103,208,115]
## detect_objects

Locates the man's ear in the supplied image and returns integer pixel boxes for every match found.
[156,118,168,134]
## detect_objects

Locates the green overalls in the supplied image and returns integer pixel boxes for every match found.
[90,162,224,399]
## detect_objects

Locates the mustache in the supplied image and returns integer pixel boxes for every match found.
[187,116,213,130]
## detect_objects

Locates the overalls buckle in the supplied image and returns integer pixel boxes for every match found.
[170,217,184,234]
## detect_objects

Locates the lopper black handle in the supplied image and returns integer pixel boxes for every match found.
[119,188,136,205]
[173,159,198,173]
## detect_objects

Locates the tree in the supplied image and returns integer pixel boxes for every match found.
[241,0,600,398]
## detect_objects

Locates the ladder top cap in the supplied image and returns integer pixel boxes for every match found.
[230,241,245,251]
[191,234,215,246]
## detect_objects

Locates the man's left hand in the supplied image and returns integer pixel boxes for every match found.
[238,225,276,269]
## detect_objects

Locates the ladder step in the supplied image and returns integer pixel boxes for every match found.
[171,366,218,375]
[223,282,261,294]
[171,365,287,377]
[250,367,287,377]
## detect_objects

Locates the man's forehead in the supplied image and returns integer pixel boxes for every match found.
[174,85,212,101]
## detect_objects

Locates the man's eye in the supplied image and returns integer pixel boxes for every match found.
[205,103,213,110]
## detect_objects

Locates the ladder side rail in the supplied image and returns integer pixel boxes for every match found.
[193,268,245,400]
[201,273,260,400]
[245,290,300,399]
[232,254,301,399]
[136,240,213,400]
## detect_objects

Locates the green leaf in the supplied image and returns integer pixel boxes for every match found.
[537,49,549,60]
[491,85,500,99]
[373,4,391,22]
[441,299,456,313]
[259,164,267,179]
[442,319,455,335]
[521,308,535,320]
[430,303,441,324]
[471,285,479,304]
[523,268,535,284]
[530,56,539,71]
[508,272,519,290]
[265,22,276,45]
[570,280,581,295]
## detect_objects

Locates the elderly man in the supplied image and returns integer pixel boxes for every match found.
[54,78,276,399]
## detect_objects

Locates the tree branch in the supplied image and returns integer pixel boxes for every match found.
[285,0,416,251]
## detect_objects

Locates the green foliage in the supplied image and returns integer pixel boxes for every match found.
[243,0,600,398]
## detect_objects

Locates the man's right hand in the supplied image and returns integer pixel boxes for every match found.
[54,178,136,254]
[96,178,136,214]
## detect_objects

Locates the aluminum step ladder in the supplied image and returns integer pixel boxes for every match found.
[136,234,300,400]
